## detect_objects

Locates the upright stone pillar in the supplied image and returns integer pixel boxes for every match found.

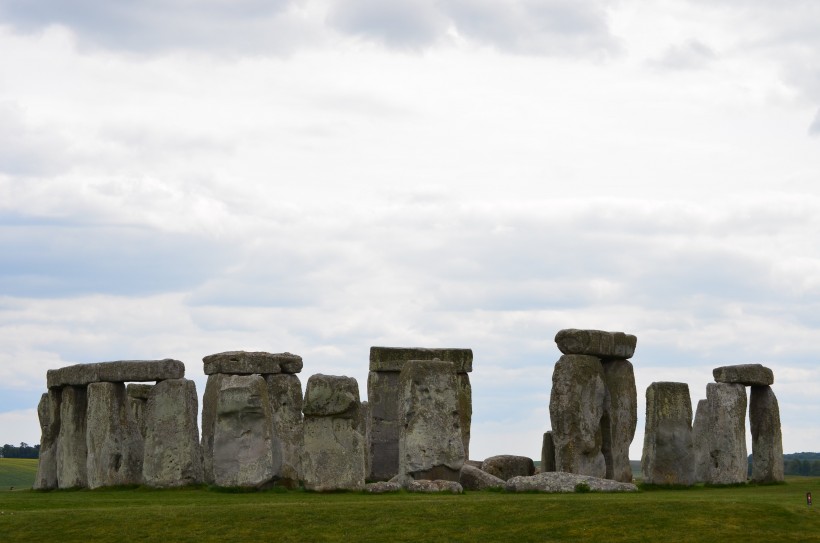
[692,399,710,482]
[540,431,555,473]
[142,378,203,487]
[302,374,365,491]
[398,359,465,484]
[641,382,695,486]
[34,390,61,490]
[750,385,784,483]
[126,383,153,440]
[86,382,143,489]
[700,382,747,484]
[367,347,472,481]
[266,373,304,487]
[57,385,88,489]
[601,359,637,482]
[213,375,274,488]
[549,354,607,478]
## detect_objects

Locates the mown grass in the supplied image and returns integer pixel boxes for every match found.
[1,476,819,542]
[0,459,37,491]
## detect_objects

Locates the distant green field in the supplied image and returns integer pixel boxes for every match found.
[1,477,819,542]
[0,459,37,491]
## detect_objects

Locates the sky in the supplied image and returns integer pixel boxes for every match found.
[1,0,819,462]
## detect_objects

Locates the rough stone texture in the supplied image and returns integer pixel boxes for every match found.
[700,383,748,485]
[203,351,303,376]
[142,378,203,488]
[601,359,637,482]
[641,382,695,486]
[713,364,774,386]
[364,481,402,493]
[481,455,535,481]
[47,359,185,388]
[459,464,505,490]
[127,383,152,439]
[554,329,637,360]
[465,459,483,469]
[367,347,473,482]
[692,399,710,483]
[369,347,473,373]
[213,375,274,488]
[360,400,371,481]
[398,360,465,484]
[541,431,555,473]
[750,385,785,483]
[201,373,226,484]
[302,374,366,491]
[34,390,61,490]
[57,385,88,489]
[86,382,143,489]
[505,472,639,493]
[549,354,607,478]
[406,480,463,494]
[303,374,360,418]
[266,373,304,487]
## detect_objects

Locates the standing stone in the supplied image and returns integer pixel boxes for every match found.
[34,390,61,490]
[266,373,304,487]
[213,375,274,488]
[360,400,371,481]
[541,431,555,473]
[692,399,710,483]
[302,374,365,491]
[126,383,153,439]
[86,382,143,489]
[398,360,465,484]
[57,385,88,489]
[367,347,473,481]
[750,385,784,483]
[700,383,747,485]
[641,382,695,486]
[549,354,606,478]
[142,378,203,488]
[201,373,226,484]
[601,359,637,482]
[554,329,637,360]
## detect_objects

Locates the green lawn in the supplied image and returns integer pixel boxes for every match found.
[0,458,37,491]
[1,476,819,542]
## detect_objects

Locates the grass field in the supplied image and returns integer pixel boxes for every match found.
[0,458,37,491]
[1,468,818,543]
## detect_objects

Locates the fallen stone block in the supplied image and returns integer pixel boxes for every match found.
[505,472,638,493]
[406,480,463,494]
[459,464,505,490]
[480,455,535,481]
[554,329,637,360]
[47,359,185,388]
[364,481,402,493]
[203,351,303,375]
[712,364,773,386]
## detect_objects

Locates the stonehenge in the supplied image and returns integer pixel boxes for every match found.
[547,329,637,483]
[32,336,786,492]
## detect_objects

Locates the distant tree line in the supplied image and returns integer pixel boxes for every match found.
[747,452,820,476]
[1,443,40,459]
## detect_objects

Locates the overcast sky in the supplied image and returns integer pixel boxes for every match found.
[1,0,819,461]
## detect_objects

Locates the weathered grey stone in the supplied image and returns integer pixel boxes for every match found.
[266,373,304,487]
[203,351,303,376]
[367,347,473,482]
[505,472,639,493]
[750,385,784,483]
[369,347,473,373]
[364,481,402,493]
[699,383,747,485]
[481,455,535,481]
[57,386,88,489]
[127,383,152,439]
[142,378,203,488]
[554,329,637,360]
[692,399,710,483]
[302,374,366,491]
[601,359,637,482]
[398,360,465,484]
[47,359,185,388]
[713,364,773,386]
[549,354,606,478]
[541,431,555,473]
[213,375,274,488]
[201,373,226,484]
[34,390,61,490]
[459,464,505,490]
[641,382,695,486]
[86,382,143,489]
[465,459,483,469]
[360,400,370,481]
[406,479,463,493]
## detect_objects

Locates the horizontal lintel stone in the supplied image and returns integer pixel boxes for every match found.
[47,359,185,388]
[554,329,637,360]
[369,347,473,373]
[203,351,303,375]
[713,364,774,386]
